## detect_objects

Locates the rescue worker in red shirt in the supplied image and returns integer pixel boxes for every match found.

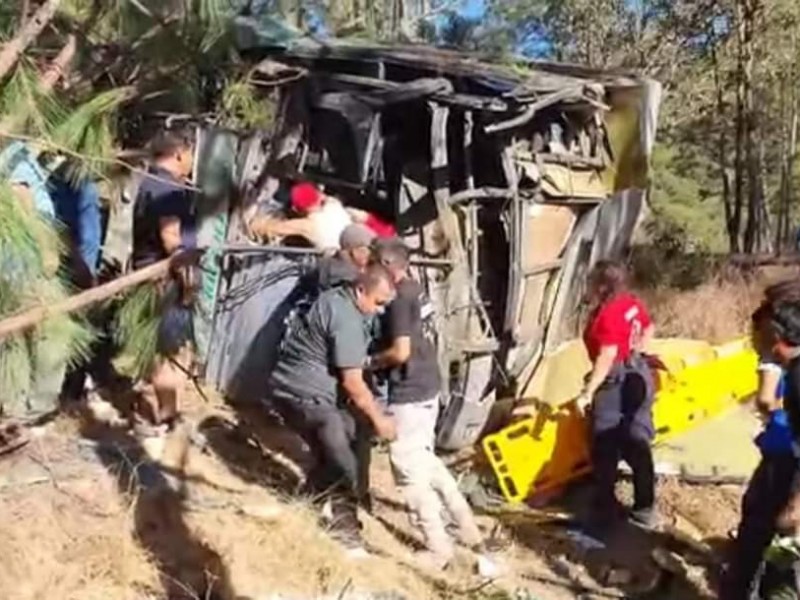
[577,260,657,531]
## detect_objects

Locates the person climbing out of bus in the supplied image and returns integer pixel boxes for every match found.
[267,264,397,556]
[250,181,351,249]
[577,259,657,532]
[318,223,377,290]
[720,288,799,600]
[250,181,395,249]
[117,129,200,436]
[369,238,492,570]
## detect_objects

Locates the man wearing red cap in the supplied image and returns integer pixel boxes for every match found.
[251,182,396,249]
[251,182,351,249]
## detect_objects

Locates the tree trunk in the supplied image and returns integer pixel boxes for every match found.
[711,40,737,253]
[742,0,762,254]
[754,126,771,253]
[733,0,747,253]
[0,0,62,82]
[777,77,788,253]
[787,82,799,250]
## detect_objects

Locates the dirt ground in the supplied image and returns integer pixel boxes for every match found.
[0,385,749,600]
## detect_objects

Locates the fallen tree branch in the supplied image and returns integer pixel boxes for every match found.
[0,251,198,341]
[728,252,800,266]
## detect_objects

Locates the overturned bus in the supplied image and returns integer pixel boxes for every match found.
[185,23,661,452]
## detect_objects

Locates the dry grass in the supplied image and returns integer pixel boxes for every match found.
[0,413,445,600]
[0,480,160,600]
[638,267,798,343]
[185,499,440,599]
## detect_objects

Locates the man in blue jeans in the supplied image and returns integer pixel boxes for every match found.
[49,166,108,402]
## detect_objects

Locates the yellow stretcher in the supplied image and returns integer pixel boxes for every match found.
[482,338,758,504]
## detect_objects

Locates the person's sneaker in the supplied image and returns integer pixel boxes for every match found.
[344,545,370,560]
[629,507,661,530]
[476,553,505,578]
[320,498,334,525]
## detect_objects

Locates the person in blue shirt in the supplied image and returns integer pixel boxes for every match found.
[48,164,107,402]
[50,168,103,287]
[721,287,800,600]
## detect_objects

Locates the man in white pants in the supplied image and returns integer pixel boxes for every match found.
[371,239,484,569]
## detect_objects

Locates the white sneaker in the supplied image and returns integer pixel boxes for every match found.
[320,498,334,524]
[476,553,505,578]
[344,546,370,560]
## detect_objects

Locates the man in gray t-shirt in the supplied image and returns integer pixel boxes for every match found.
[268,264,396,551]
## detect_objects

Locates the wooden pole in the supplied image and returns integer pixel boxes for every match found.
[0,256,180,341]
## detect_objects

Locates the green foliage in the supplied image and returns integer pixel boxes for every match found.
[0,60,65,137]
[0,182,92,410]
[218,76,276,131]
[113,283,160,380]
[50,87,133,180]
[648,145,727,253]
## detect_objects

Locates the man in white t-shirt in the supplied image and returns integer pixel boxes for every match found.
[250,182,353,249]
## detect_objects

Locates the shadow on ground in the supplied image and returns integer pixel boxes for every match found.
[197,400,308,497]
[485,478,722,599]
[78,384,238,600]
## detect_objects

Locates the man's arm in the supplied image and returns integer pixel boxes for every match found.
[154,189,189,256]
[339,368,395,440]
[372,336,411,369]
[158,216,182,255]
[371,291,413,369]
[756,365,783,415]
[331,310,396,440]
[250,216,316,243]
[345,207,369,224]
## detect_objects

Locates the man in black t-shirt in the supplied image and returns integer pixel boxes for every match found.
[129,130,198,433]
[371,239,485,569]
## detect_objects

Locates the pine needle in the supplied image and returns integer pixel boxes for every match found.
[218,76,276,131]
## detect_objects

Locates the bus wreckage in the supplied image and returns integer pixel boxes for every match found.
[172,19,663,452]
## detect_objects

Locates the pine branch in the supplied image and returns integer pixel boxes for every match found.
[0,0,62,82]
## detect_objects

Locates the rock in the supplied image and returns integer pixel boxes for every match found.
[239,503,283,521]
